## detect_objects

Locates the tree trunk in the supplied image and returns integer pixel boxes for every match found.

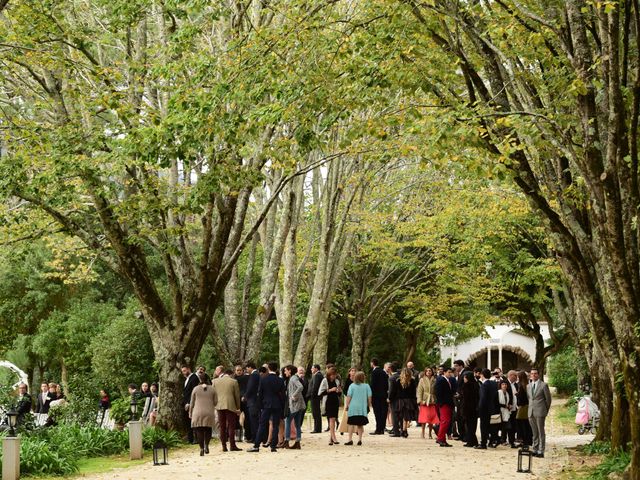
[349,319,366,370]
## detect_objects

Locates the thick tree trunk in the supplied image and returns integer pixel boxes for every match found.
[349,320,366,370]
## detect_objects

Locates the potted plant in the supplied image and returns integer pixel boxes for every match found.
[109,397,130,430]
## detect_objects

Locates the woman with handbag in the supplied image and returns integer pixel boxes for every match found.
[516,371,532,446]
[417,367,439,439]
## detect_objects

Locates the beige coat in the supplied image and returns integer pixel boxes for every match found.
[416,376,436,405]
[213,376,241,412]
[189,384,216,428]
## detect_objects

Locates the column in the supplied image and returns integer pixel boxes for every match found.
[129,421,143,460]
[2,437,20,480]
[498,344,503,372]
[486,344,491,370]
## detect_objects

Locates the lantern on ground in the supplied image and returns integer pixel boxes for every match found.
[6,408,18,437]
[153,440,168,466]
[517,446,533,473]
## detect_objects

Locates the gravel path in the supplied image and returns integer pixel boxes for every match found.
[80,400,592,480]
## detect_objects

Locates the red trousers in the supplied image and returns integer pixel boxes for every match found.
[437,404,453,443]
[218,409,238,446]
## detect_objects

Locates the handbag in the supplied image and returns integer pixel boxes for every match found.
[489,413,502,425]
[516,405,528,420]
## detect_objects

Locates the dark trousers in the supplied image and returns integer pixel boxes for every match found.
[254,407,281,449]
[390,400,401,434]
[454,399,465,438]
[508,411,517,444]
[464,413,478,446]
[480,415,498,447]
[516,418,532,446]
[240,400,252,441]
[247,399,260,442]
[310,397,322,433]
[193,426,212,450]
[372,396,388,433]
[218,409,238,447]
[183,408,194,443]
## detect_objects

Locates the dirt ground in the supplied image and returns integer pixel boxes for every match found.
[78,400,592,480]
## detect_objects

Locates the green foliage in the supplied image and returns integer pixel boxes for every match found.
[90,300,156,395]
[17,439,79,476]
[548,346,580,395]
[582,441,612,455]
[142,427,183,449]
[587,450,631,479]
[108,397,132,425]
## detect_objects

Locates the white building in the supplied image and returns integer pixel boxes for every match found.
[440,323,551,371]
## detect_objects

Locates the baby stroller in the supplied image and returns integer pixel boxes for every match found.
[575,396,600,435]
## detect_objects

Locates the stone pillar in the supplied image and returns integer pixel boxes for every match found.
[129,421,143,460]
[498,344,503,371]
[2,436,20,480]
[487,344,491,370]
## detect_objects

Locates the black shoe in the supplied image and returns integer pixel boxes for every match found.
[474,445,487,450]
[510,443,518,449]
[357,440,362,446]
[246,447,259,452]
[488,443,497,448]
[369,432,382,435]
[270,447,277,452]
[310,431,321,434]
[344,441,353,445]
[535,452,544,458]
[440,442,453,447]
[324,428,330,432]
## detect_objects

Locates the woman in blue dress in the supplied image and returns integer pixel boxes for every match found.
[344,371,372,446]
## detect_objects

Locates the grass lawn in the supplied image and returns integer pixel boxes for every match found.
[24,445,195,479]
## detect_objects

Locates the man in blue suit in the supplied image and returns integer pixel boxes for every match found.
[475,368,499,449]
[369,358,389,435]
[247,362,285,452]
[244,362,260,443]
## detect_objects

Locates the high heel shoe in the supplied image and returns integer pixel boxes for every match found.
[357,440,362,446]
[329,440,334,446]
[332,440,340,444]
[344,440,353,445]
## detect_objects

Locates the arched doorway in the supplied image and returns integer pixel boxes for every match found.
[466,345,533,371]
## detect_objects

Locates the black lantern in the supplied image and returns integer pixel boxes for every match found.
[130,398,138,421]
[517,446,533,473]
[6,408,18,437]
[153,440,168,466]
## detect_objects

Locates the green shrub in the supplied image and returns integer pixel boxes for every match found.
[548,345,583,394]
[142,427,183,449]
[582,441,612,455]
[588,449,631,479]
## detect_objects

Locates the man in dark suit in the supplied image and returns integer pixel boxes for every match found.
[369,358,389,435]
[234,365,251,442]
[181,365,199,444]
[476,368,499,449]
[16,383,32,425]
[247,362,286,452]
[35,382,53,414]
[244,362,260,443]
[387,362,401,437]
[308,364,324,433]
[434,367,457,447]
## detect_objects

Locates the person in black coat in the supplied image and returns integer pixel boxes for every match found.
[247,362,286,452]
[461,371,480,447]
[16,383,32,425]
[35,382,53,415]
[244,362,260,443]
[369,358,389,435]
[387,362,401,436]
[308,364,324,433]
[434,367,457,447]
[181,365,200,444]
[476,368,500,449]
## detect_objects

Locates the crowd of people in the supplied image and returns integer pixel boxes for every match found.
[177,358,552,459]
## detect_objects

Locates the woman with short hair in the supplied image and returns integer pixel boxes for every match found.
[344,371,372,446]
[189,373,216,456]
